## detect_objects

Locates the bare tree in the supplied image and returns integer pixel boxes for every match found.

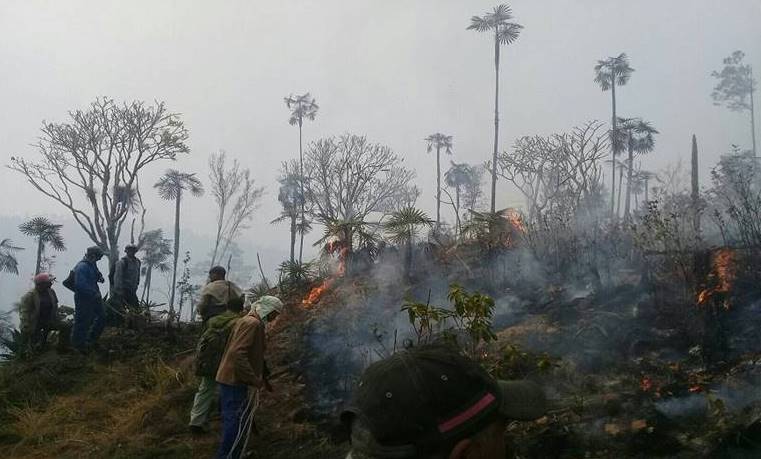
[497,121,608,222]
[9,98,189,283]
[711,51,757,157]
[207,151,264,267]
[303,134,415,251]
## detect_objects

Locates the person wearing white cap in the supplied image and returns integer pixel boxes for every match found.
[214,295,283,458]
[18,273,70,351]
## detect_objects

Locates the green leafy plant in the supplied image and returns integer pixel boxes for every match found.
[402,284,497,358]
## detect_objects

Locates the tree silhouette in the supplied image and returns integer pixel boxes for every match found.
[445,161,479,236]
[285,92,319,263]
[154,170,204,320]
[0,239,22,275]
[18,216,65,275]
[711,51,757,157]
[425,133,453,230]
[9,98,189,279]
[272,160,305,263]
[614,117,658,219]
[384,207,434,278]
[138,229,172,303]
[468,4,523,213]
[594,53,634,218]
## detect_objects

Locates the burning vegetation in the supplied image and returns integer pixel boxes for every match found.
[1,4,760,459]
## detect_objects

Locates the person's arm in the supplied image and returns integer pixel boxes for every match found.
[230,319,265,388]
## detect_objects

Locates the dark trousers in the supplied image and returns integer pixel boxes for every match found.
[72,294,105,350]
[124,288,139,307]
[217,383,249,459]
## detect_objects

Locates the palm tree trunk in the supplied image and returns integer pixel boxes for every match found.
[289,214,297,263]
[142,265,152,302]
[644,178,649,203]
[750,70,757,158]
[168,192,181,319]
[617,163,624,217]
[34,237,43,275]
[298,121,306,263]
[624,139,634,219]
[490,31,500,214]
[610,80,618,218]
[455,185,461,237]
[436,145,441,230]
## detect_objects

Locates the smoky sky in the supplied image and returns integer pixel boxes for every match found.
[0,0,759,257]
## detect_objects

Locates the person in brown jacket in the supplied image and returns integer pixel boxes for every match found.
[215,295,283,459]
[18,273,71,351]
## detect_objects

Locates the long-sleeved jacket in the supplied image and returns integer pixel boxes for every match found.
[74,259,102,299]
[196,280,243,322]
[18,288,59,335]
[215,313,265,388]
[114,256,141,292]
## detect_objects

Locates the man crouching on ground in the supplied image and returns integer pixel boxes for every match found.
[215,295,283,459]
[341,344,547,459]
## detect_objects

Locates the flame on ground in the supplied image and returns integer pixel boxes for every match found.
[302,278,335,307]
[697,248,736,309]
[302,239,348,307]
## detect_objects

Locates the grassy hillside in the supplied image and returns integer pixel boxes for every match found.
[0,306,348,459]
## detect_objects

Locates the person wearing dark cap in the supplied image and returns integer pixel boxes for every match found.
[113,244,141,309]
[196,266,243,323]
[71,246,106,352]
[341,344,546,459]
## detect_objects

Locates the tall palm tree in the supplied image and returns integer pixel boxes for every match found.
[18,217,65,275]
[154,170,204,319]
[271,161,303,263]
[384,207,434,278]
[284,92,319,263]
[468,4,523,213]
[0,239,22,275]
[614,117,658,219]
[138,229,172,303]
[425,133,453,230]
[594,53,634,218]
[444,161,473,236]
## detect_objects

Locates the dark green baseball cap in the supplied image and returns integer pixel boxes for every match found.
[341,344,546,458]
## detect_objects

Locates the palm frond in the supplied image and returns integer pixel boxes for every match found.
[497,23,523,45]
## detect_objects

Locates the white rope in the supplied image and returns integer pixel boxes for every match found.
[227,388,260,459]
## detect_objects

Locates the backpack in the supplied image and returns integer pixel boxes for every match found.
[62,269,76,292]
[195,313,240,377]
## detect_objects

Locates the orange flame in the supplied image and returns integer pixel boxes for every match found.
[697,248,736,309]
[302,278,335,307]
[504,209,526,234]
[302,240,348,307]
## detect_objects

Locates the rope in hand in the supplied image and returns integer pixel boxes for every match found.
[227,388,260,459]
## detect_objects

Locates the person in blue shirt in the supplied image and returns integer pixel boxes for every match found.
[72,246,106,353]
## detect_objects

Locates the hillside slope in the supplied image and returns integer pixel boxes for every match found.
[0,304,348,459]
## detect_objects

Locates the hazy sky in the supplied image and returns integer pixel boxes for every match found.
[1,0,760,262]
